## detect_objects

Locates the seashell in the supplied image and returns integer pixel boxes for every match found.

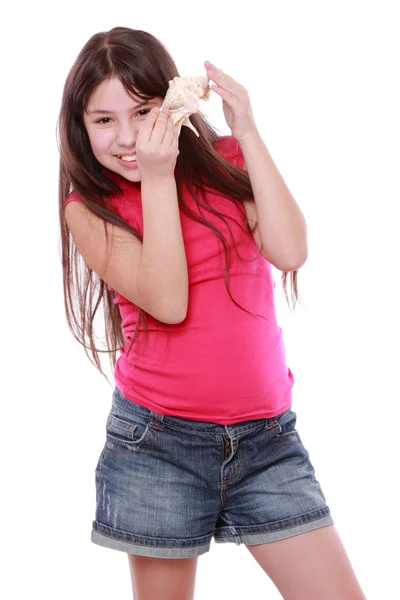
[162,75,211,137]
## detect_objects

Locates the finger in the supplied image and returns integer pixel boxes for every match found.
[150,106,170,145]
[140,107,162,143]
[161,113,175,146]
[204,61,239,96]
[210,84,237,106]
[171,121,180,154]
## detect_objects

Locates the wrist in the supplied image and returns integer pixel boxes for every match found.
[140,172,177,186]
[236,125,261,147]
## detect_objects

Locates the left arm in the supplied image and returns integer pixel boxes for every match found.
[205,61,308,272]
[240,131,308,272]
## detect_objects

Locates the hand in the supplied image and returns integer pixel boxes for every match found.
[204,61,258,144]
[136,106,180,179]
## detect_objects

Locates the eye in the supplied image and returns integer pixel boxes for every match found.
[136,109,151,117]
[96,117,112,124]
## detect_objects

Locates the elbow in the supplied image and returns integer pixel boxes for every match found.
[164,312,187,324]
[161,288,188,323]
[161,307,188,324]
[272,248,308,272]
[134,283,188,324]
[153,298,188,325]
[141,305,187,325]
[261,238,308,272]
[279,240,309,272]
[170,298,188,323]
[129,293,188,325]
[282,253,308,272]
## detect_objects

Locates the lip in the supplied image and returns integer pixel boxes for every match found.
[116,155,137,168]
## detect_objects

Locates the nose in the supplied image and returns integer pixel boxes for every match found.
[116,120,139,148]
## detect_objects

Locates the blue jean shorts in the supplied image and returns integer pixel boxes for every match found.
[91,386,334,558]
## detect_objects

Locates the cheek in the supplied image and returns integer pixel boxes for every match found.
[87,129,114,156]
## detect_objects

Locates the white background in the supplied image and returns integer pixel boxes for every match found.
[1,1,399,598]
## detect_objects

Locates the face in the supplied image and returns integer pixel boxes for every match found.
[83,77,163,183]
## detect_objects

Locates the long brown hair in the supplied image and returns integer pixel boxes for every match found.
[58,26,301,381]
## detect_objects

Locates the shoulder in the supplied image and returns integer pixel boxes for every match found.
[63,169,136,208]
[63,175,138,212]
[64,190,83,208]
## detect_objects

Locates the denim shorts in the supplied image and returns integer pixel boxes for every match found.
[91,386,334,558]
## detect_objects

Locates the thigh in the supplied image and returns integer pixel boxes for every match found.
[92,388,221,558]
[128,554,198,600]
[246,525,367,600]
[215,408,333,545]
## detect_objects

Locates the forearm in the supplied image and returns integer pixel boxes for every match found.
[138,175,188,322]
[239,129,308,271]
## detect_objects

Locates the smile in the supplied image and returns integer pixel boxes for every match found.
[116,154,137,162]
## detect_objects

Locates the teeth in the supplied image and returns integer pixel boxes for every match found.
[119,155,136,162]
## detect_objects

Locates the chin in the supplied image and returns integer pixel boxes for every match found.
[105,162,142,183]
[118,169,142,183]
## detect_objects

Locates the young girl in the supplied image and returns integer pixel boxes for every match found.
[59,26,366,600]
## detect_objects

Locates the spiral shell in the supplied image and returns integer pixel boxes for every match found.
[162,75,211,136]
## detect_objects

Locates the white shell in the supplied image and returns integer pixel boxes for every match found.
[162,75,211,136]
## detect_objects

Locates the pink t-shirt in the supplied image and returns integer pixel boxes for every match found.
[65,136,294,424]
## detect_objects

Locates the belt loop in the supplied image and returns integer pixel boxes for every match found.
[265,416,279,431]
[149,411,165,429]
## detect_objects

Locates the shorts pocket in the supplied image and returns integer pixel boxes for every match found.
[272,409,302,445]
[107,415,139,441]
[105,407,156,453]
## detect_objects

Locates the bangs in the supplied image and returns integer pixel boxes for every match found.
[80,62,169,112]
[110,51,171,102]
[119,76,158,104]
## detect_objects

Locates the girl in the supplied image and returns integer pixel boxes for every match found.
[58,26,366,600]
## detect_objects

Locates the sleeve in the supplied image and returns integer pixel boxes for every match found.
[64,190,83,207]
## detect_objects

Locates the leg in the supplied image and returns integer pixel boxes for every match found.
[246,524,366,600]
[128,554,198,600]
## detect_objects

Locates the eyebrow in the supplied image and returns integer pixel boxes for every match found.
[86,100,154,115]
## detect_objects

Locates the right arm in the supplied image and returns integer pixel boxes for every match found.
[64,106,188,325]
[139,173,188,323]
